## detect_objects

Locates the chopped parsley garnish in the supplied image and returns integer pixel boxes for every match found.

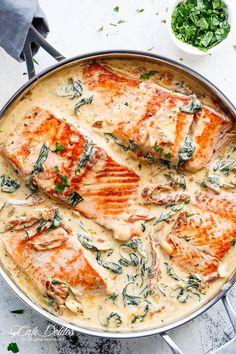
[55,173,69,193]
[154,145,163,153]
[232,239,236,246]
[7,343,19,353]
[55,184,66,193]
[136,8,144,13]
[114,6,119,12]
[98,26,104,32]
[164,152,172,159]
[171,0,231,51]
[53,144,65,154]
[140,70,157,80]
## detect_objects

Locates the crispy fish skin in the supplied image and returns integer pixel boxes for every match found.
[1,107,140,240]
[163,193,236,279]
[84,63,232,171]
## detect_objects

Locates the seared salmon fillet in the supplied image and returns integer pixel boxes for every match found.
[84,63,194,165]
[84,63,232,170]
[2,208,110,313]
[185,107,232,172]
[1,107,140,240]
[162,193,236,279]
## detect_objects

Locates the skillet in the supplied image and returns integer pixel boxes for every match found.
[0,25,236,354]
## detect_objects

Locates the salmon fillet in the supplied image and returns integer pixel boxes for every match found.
[185,107,232,172]
[84,63,232,170]
[84,63,194,165]
[163,193,236,279]
[1,107,140,240]
[2,208,109,313]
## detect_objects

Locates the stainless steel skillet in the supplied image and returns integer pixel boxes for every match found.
[0,25,236,354]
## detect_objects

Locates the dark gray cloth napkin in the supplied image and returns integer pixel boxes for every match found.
[0,0,49,61]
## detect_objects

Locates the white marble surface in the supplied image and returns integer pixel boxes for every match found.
[0,0,236,353]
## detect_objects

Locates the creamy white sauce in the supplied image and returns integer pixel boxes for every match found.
[0,58,235,332]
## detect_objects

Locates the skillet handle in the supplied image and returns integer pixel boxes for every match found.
[160,295,236,354]
[211,295,236,354]
[22,25,65,80]
[160,333,184,354]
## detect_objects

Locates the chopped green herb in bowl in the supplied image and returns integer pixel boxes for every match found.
[167,0,231,55]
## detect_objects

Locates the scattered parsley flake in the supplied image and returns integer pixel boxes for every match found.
[33,58,39,65]
[10,309,24,314]
[7,343,19,353]
[154,145,163,153]
[118,19,126,24]
[53,144,65,154]
[164,152,172,159]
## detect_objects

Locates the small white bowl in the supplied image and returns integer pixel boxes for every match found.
[167,0,232,56]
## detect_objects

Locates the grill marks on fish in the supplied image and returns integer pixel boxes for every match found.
[2,208,109,312]
[1,107,140,240]
[84,63,231,170]
[164,193,236,278]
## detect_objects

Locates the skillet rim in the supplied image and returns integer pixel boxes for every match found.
[0,49,236,339]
